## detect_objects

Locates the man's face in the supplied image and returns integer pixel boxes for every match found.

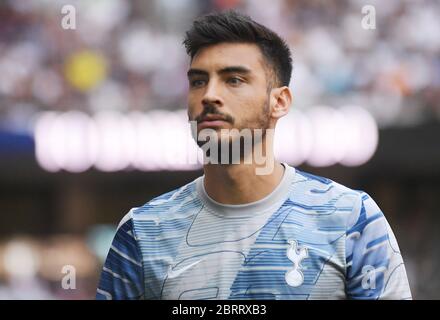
[187,42,273,139]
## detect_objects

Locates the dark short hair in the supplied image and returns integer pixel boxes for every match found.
[183,10,292,88]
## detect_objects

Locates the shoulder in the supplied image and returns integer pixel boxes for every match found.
[293,169,364,201]
[118,178,200,226]
[292,169,378,227]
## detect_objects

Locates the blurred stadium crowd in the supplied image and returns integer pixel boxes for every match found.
[0,0,439,299]
[1,0,440,133]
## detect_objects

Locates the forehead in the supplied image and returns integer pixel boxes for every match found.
[190,42,267,75]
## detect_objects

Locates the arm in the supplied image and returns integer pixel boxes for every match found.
[96,212,144,300]
[345,192,412,300]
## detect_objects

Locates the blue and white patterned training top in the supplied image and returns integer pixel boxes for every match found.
[96,164,412,300]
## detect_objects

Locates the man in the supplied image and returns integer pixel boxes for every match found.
[96,10,412,300]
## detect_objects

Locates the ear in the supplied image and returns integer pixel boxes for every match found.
[270,86,293,120]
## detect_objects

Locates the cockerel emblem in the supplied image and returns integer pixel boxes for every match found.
[285,240,308,287]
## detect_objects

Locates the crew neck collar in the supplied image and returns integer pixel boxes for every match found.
[196,163,295,217]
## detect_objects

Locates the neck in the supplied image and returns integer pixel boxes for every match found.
[203,151,284,205]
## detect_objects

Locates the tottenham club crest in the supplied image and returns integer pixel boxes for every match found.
[285,240,308,287]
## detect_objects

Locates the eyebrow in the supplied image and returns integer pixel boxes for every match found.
[187,66,252,78]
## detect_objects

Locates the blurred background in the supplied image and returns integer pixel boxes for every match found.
[0,0,439,299]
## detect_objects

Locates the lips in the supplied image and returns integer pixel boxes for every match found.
[197,115,229,129]
[199,114,228,122]
[198,119,229,129]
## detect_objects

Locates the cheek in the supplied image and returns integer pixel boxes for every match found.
[187,94,201,118]
[234,94,268,121]
[235,97,269,128]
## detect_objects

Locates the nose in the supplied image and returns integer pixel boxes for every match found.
[202,80,223,108]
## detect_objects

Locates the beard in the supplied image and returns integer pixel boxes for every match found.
[190,97,271,164]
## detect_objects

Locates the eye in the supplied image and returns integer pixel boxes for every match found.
[227,77,243,86]
[190,79,206,88]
